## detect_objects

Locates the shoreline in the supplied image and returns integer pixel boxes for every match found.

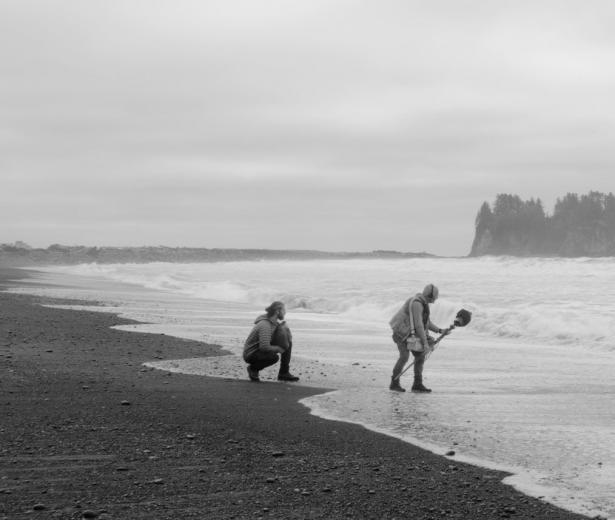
[146,351,611,520]
[0,267,594,519]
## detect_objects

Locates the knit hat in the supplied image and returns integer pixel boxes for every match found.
[422,284,439,301]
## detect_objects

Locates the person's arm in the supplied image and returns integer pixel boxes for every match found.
[411,300,428,347]
[428,319,451,336]
[258,321,285,354]
[427,320,443,334]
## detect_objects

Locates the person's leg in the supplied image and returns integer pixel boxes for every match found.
[246,350,279,373]
[271,323,291,350]
[411,351,431,392]
[391,342,410,378]
[390,341,409,391]
[279,344,292,374]
[272,323,299,381]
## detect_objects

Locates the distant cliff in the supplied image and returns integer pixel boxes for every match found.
[470,191,615,256]
[0,244,434,266]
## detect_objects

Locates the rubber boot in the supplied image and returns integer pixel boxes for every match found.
[411,378,432,393]
[247,365,260,382]
[411,352,431,392]
[389,377,406,392]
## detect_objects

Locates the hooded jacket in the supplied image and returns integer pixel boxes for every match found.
[390,293,440,348]
[409,293,441,349]
[243,314,279,361]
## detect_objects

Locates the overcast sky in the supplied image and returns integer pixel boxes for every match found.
[2,1,614,256]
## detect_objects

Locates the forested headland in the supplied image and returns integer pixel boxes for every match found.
[470,191,615,256]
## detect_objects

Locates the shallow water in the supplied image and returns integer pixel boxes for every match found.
[7,257,615,519]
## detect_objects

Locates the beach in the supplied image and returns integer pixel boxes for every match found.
[0,266,596,520]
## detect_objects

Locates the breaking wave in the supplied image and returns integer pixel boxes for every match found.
[45,256,615,350]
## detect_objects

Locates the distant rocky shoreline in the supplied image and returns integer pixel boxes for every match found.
[7,189,615,265]
[0,243,434,266]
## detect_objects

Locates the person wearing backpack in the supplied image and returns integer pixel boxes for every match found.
[389,284,448,393]
[243,301,300,383]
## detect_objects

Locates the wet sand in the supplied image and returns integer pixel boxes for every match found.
[0,267,594,519]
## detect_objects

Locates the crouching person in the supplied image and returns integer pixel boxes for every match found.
[243,301,299,383]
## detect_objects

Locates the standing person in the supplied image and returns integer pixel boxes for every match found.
[389,284,449,393]
[243,301,300,383]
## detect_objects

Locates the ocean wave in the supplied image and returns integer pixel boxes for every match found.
[470,304,614,348]
[42,258,615,350]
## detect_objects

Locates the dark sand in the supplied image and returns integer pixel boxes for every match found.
[0,267,592,519]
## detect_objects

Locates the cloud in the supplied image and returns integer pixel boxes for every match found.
[2,1,615,254]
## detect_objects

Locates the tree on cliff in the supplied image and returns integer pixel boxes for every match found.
[470,191,615,256]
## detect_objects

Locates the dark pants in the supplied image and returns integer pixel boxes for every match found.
[245,323,293,374]
[392,341,426,384]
